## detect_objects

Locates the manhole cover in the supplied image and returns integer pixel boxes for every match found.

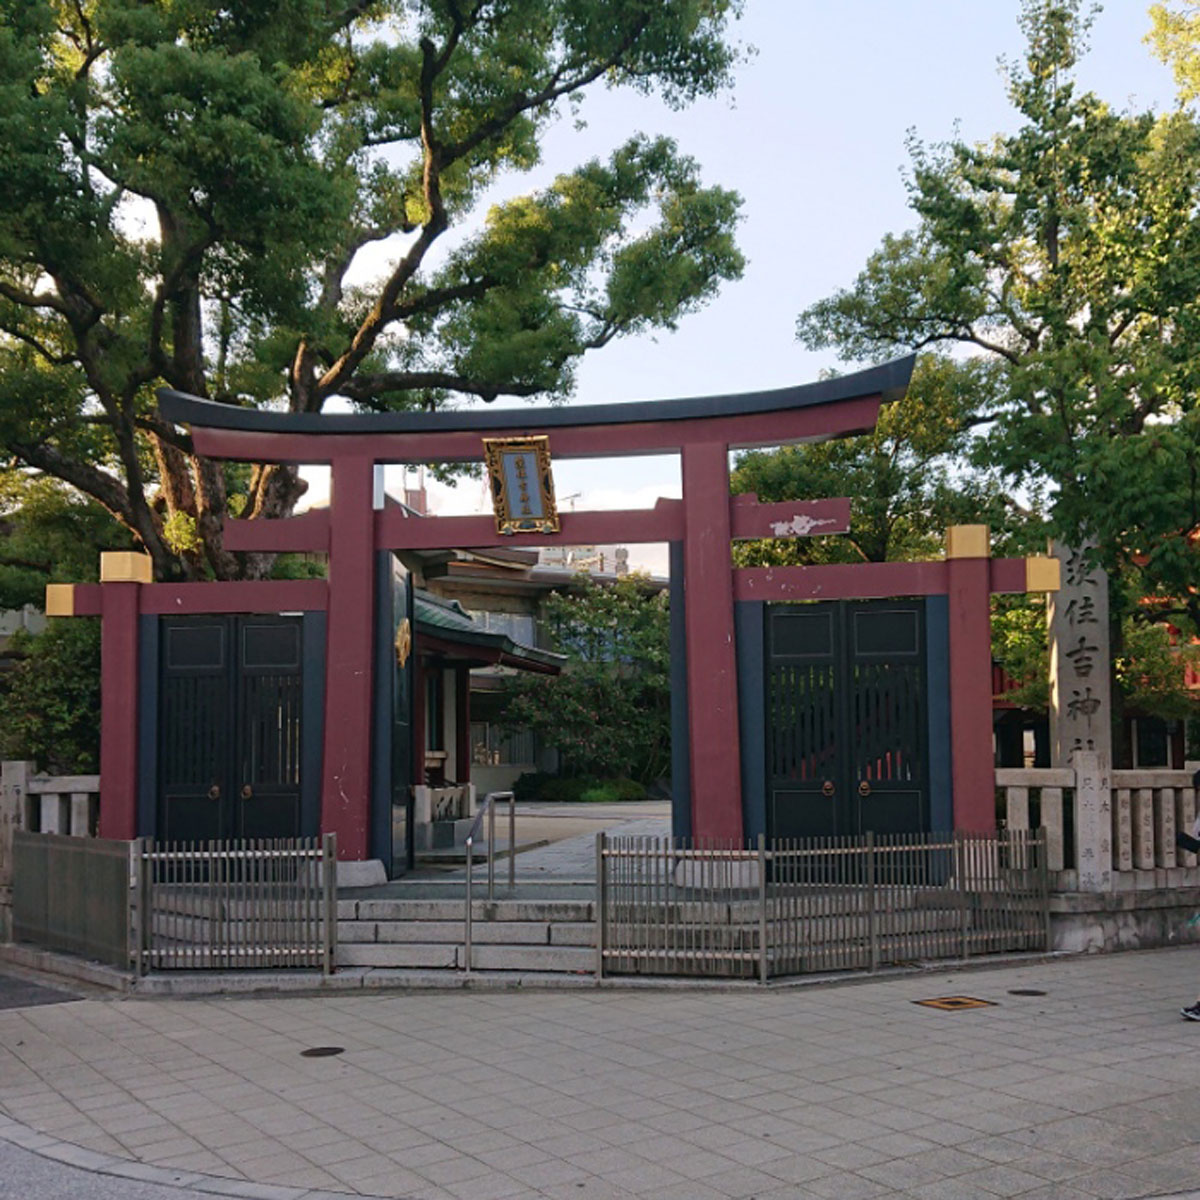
[913,996,995,1011]
[300,1046,345,1058]
[1007,988,1047,997]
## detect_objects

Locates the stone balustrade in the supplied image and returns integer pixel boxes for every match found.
[998,763,1199,892]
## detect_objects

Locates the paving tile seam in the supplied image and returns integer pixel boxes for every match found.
[0,1111,400,1200]
[2,1110,1199,1200]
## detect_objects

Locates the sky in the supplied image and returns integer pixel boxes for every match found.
[317,1,1185,575]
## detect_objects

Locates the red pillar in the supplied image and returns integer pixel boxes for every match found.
[946,526,995,833]
[322,455,376,860]
[98,582,140,840]
[681,441,742,840]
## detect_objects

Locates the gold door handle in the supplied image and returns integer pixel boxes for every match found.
[821,780,835,797]
[858,780,871,797]
[240,784,253,800]
[208,784,220,800]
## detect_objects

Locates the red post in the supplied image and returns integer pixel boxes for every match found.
[98,582,140,840]
[946,526,996,833]
[322,455,376,860]
[681,441,743,840]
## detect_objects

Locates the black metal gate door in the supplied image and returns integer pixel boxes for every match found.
[766,599,929,840]
[158,615,304,842]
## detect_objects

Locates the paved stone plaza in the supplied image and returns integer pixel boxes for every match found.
[1,948,1200,1200]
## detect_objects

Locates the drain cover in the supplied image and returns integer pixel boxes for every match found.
[913,996,995,1011]
[300,1046,345,1058]
[1007,988,1047,997]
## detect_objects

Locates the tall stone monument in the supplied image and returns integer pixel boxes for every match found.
[1048,540,1112,890]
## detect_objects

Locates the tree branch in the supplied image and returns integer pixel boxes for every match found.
[0,325,77,367]
[9,440,134,526]
[312,28,464,405]
[439,19,650,170]
[133,414,193,454]
[0,279,69,315]
[337,370,546,404]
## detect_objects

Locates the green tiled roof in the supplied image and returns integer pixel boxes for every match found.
[414,590,563,671]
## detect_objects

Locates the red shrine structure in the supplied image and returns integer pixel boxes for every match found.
[46,356,1058,873]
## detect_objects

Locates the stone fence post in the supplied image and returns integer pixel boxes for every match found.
[0,761,32,942]
[1071,751,1113,892]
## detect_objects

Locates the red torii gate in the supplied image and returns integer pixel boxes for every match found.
[48,355,1058,859]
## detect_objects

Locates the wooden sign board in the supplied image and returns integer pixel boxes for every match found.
[483,436,560,535]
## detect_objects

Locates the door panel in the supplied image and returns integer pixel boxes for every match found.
[847,604,927,836]
[766,607,839,839]
[766,600,929,840]
[159,619,232,842]
[235,619,302,839]
[158,615,304,842]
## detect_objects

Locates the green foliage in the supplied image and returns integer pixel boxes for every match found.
[1116,617,1200,720]
[1148,0,1200,102]
[991,597,1050,710]
[520,775,647,803]
[0,619,101,773]
[732,354,1044,568]
[536,776,592,803]
[0,475,133,609]
[503,575,670,784]
[512,770,555,802]
[268,553,326,580]
[161,511,202,557]
[797,0,1200,622]
[0,0,745,581]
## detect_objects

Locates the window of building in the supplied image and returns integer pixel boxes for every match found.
[470,722,536,766]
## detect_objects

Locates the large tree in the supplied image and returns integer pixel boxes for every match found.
[797,0,1200,627]
[731,354,1043,569]
[1,0,744,581]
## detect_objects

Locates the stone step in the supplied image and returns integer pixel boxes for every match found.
[338,898,595,922]
[337,942,459,969]
[604,911,971,947]
[336,941,595,973]
[340,919,594,947]
[464,944,595,973]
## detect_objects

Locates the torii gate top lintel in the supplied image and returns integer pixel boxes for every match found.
[157,355,916,464]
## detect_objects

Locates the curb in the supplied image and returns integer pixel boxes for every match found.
[2,938,1077,998]
[0,942,134,993]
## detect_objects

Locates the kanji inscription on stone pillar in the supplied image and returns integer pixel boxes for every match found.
[1049,540,1112,769]
[1072,751,1112,891]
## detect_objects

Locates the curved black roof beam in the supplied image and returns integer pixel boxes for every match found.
[158,355,916,435]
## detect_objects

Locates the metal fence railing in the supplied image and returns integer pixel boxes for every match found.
[135,836,337,974]
[597,830,1049,981]
[11,831,132,969]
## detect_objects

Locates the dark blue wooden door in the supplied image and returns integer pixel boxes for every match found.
[158,615,304,842]
[766,599,929,840]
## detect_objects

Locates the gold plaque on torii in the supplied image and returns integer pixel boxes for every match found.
[482,436,560,536]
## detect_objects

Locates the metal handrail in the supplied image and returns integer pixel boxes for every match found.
[464,790,515,972]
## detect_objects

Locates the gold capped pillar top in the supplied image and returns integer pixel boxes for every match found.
[44,583,76,617]
[1025,555,1060,593]
[945,525,991,560]
[99,551,153,584]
